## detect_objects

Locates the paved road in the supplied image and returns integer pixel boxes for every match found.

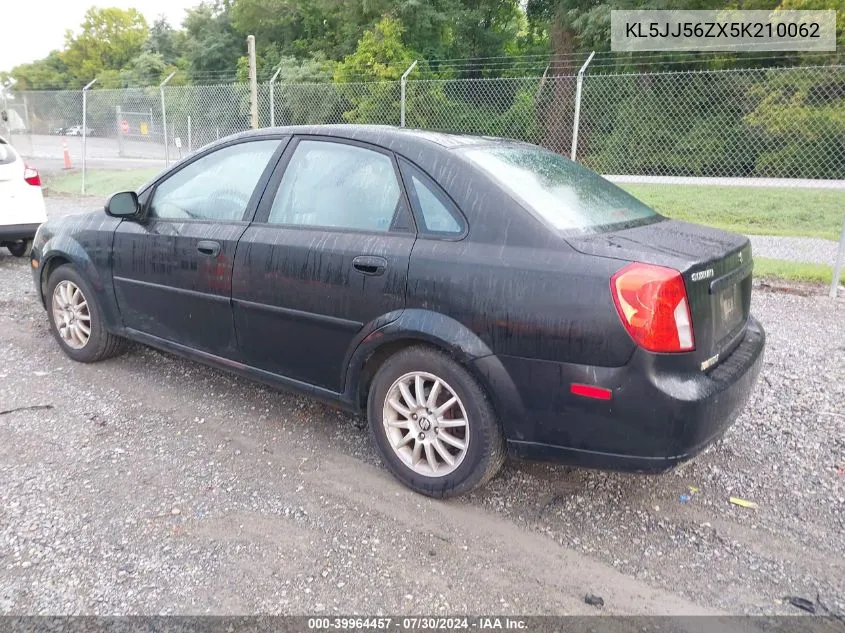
[748,235,842,266]
[10,133,168,162]
[0,198,843,616]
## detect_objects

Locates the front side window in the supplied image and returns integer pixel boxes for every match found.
[268,140,401,232]
[462,145,657,232]
[150,140,280,221]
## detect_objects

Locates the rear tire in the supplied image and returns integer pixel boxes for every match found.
[7,239,33,258]
[367,346,505,498]
[46,264,127,362]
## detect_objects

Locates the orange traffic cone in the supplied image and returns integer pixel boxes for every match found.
[62,138,72,169]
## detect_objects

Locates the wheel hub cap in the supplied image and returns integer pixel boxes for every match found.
[382,371,470,478]
[51,280,91,350]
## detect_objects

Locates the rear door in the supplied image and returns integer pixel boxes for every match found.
[232,137,416,391]
[112,137,285,357]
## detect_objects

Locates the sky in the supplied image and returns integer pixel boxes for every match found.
[1,0,200,72]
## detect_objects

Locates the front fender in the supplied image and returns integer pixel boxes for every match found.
[36,218,123,333]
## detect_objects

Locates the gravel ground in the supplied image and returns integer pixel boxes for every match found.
[0,198,843,617]
[749,235,842,266]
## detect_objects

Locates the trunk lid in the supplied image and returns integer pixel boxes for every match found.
[567,218,752,368]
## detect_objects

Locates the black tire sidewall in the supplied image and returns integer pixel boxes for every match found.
[46,264,109,362]
[7,240,33,258]
[367,347,502,498]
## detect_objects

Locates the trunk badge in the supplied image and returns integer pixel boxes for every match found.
[738,252,744,264]
[691,268,714,282]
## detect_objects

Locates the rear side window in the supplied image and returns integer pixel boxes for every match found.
[0,140,16,165]
[462,146,657,232]
[150,140,280,221]
[399,159,464,236]
[268,140,402,232]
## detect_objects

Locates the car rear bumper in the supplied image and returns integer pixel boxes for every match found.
[0,223,41,242]
[476,315,765,472]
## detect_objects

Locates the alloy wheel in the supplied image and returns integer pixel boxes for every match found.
[382,371,470,477]
[51,280,91,349]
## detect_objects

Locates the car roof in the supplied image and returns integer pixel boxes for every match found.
[220,124,521,155]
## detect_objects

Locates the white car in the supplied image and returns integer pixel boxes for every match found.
[65,125,92,136]
[0,136,47,257]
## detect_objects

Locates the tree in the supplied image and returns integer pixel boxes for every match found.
[334,17,417,83]
[145,17,183,66]
[6,51,72,90]
[62,7,149,82]
[182,0,243,80]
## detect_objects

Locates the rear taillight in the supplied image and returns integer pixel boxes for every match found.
[611,263,694,353]
[24,165,41,187]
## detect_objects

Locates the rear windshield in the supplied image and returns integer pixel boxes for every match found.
[461,145,657,232]
[0,139,16,165]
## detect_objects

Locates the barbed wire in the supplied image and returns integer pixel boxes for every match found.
[7,51,842,91]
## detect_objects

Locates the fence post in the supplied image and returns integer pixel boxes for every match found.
[22,94,30,136]
[160,71,176,166]
[1,85,9,139]
[248,35,258,129]
[570,51,595,162]
[81,78,97,195]
[830,216,845,299]
[400,60,418,128]
[116,105,124,157]
[269,65,283,128]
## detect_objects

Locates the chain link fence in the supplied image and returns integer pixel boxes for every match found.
[577,65,845,181]
[2,64,843,181]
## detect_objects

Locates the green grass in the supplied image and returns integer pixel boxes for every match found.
[621,183,845,241]
[45,169,159,198]
[752,257,835,284]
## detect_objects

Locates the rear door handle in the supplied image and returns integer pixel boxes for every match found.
[352,255,387,276]
[197,240,221,257]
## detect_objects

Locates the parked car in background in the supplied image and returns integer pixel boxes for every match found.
[30,125,765,497]
[65,125,93,136]
[51,126,67,135]
[0,136,46,257]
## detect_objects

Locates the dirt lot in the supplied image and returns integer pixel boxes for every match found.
[0,198,843,616]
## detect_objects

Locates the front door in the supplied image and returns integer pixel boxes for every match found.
[112,138,284,357]
[232,137,416,391]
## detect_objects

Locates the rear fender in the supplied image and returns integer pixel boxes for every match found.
[342,309,527,440]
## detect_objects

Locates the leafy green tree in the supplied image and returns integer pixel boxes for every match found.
[145,17,183,66]
[182,0,243,79]
[5,51,71,90]
[334,17,417,83]
[62,7,149,82]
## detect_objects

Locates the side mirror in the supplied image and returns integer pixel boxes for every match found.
[105,191,140,218]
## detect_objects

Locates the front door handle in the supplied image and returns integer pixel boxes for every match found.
[352,255,387,276]
[197,240,221,257]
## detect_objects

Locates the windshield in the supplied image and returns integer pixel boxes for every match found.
[462,145,658,232]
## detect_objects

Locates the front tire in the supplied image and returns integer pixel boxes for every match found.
[46,264,126,362]
[367,346,505,498]
[7,239,33,258]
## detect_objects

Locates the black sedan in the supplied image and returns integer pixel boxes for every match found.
[30,125,765,497]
